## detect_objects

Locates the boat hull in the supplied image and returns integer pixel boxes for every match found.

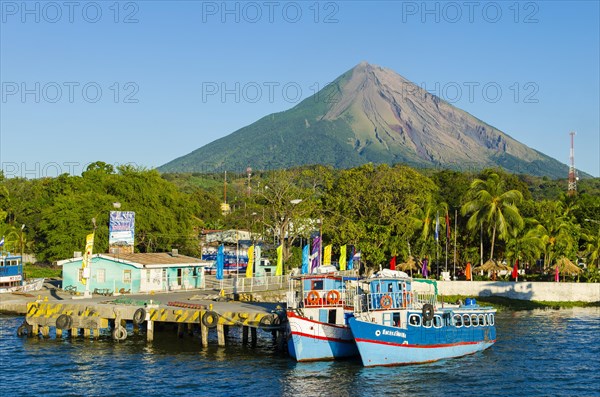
[348,317,496,367]
[287,311,358,361]
[0,278,44,294]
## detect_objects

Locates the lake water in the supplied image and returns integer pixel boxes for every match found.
[1,308,599,397]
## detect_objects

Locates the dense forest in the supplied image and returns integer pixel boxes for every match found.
[1,161,599,281]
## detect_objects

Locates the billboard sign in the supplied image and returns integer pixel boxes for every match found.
[109,211,135,248]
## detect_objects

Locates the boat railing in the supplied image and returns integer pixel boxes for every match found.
[413,292,437,307]
[353,291,415,312]
[301,287,354,308]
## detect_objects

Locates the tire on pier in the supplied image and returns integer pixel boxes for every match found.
[259,314,280,330]
[133,308,147,325]
[56,314,73,330]
[17,322,31,337]
[202,311,219,328]
[112,325,128,341]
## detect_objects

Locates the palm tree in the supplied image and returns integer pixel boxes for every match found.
[461,173,524,261]
[535,200,579,271]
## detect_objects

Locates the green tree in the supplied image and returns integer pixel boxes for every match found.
[461,173,524,261]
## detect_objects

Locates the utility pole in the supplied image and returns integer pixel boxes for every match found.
[568,131,577,196]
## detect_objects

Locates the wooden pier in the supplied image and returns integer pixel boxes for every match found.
[16,297,286,348]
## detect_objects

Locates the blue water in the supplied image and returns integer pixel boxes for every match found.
[1,308,599,397]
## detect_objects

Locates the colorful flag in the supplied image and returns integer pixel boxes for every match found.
[301,244,309,274]
[512,259,519,280]
[339,245,347,271]
[254,245,261,269]
[347,246,355,270]
[80,233,95,285]
[445,211,451,240]
[216,244,224,280]
[0,236,4,246]
[390,256,396,271]
[246,245,254,278]
[311,236,321,272]
[422,258,428,278]
[465,262,472,281]
[323,244,332,266]
[276,244,283,276]
[555,265,560,282]
[435,212,439,242]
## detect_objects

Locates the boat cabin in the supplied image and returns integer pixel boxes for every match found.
[0,254,23,289]
[367,277,413,310]
[303,275,348,307]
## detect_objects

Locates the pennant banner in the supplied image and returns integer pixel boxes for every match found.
[339,245,347,271]
[246,245,254,278]
[81,233,95,285]
[216,244,224,280]
[311,236,321,273]
[276,244,283,276]
[301,244,309,274]
[323,244,332,266]
[347,246,355,270]
[390,255,396,271]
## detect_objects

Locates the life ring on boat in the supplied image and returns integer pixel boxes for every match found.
[55,314,73,330]
[133,308,147,325]
[380,294,393,309]
[326,290,341,305]
[202,311,219,328]
[422,303,434,322]
[307,290,320,306]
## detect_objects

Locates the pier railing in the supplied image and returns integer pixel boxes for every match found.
[203,274,288,293]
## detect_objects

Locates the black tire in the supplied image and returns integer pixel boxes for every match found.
[56,314,73,330]
[259,314,275,329]
[133,308,147,325]
[422,304,434,322]
[112,325,128,341]
[17,323,28,337]
[202,311,219,328]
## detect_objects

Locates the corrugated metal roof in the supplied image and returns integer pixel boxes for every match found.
[103,252,205,265]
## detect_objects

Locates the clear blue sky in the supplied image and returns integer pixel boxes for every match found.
[1,1,598,178]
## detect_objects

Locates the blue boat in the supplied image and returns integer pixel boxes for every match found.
[0,253,44,293]
[286,268,360,361]
[348,270,496,366]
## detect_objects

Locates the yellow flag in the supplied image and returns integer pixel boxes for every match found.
[339,245,347,271]
[246,245,254,278]
[324,244,332,266]
[276,244,283,276]
[81,233,94,285]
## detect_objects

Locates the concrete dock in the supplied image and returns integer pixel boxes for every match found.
[1,282,287,348]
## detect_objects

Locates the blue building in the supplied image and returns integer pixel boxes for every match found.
[59,252,210,294]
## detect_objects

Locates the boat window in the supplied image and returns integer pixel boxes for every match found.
[409,314,421,327]
[423,318,432,328]
[478,314,486,326]
[433,315,443,328]
[488,314,495,326]
[454,314,462,327]
[312,280,324,290]
[463,314,471,327]
[471,314,478,327]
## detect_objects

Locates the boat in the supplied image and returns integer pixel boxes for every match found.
[0,253,44,294]
[286,266,360,361]
[348,269,496,366]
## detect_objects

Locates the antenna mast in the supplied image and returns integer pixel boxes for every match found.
[567,131,577,196]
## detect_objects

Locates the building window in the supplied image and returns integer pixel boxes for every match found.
[123,269,132,283]
[97,269,106,283]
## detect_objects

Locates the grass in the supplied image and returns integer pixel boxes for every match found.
[23,263,62,279]
[441,295,600,311]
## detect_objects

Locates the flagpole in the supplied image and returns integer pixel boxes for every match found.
[453,209,457,281]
